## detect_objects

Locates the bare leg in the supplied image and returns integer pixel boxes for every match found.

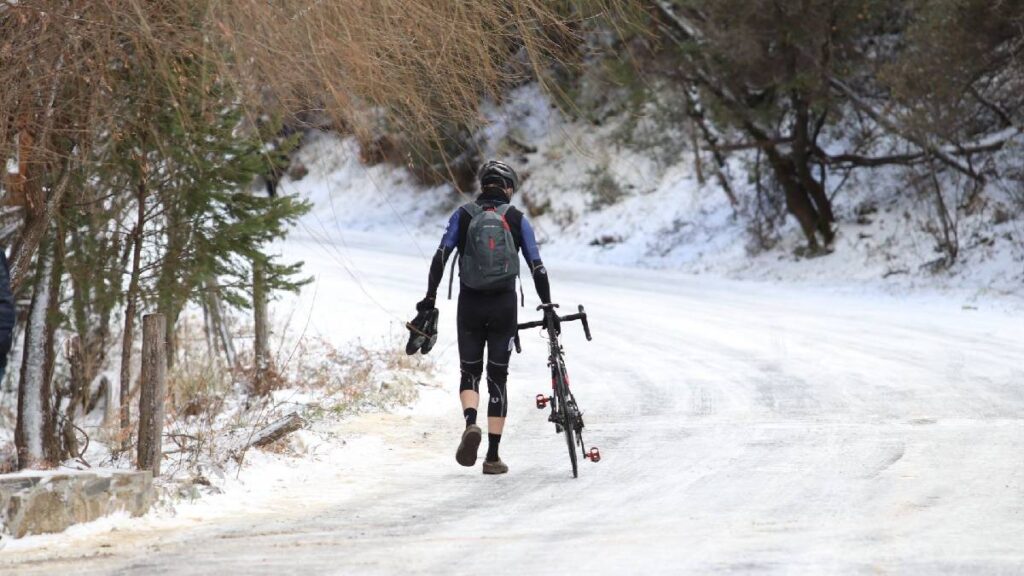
[460,390,479,413]
[488,416,505,435]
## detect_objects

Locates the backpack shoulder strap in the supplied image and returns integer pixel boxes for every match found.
[445,204,477,301]
[447,251,458,300]
[495,204,512,217]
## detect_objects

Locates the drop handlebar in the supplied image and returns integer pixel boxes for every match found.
[514,304,592,353]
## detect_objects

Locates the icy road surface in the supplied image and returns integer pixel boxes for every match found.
[4,231,1024,574]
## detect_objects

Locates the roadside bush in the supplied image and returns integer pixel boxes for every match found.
[744,152,787,254]
[587,164,627,210]
[279,336,427,419]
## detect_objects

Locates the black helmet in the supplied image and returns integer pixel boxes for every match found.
[478,160,519,192]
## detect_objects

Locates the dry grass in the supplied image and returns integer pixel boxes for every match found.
[0,1,639,282]
[278,335,429,419]
[214,1,637,134]
[154,319,432,480]
[0,1,637,170]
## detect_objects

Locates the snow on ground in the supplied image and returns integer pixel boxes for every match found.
[0,389,446,555]
[3,227,1023,574]
[3,82,1023,572]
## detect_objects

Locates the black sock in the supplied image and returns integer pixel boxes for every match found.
[486,433,501,461]
[464,408,477,427]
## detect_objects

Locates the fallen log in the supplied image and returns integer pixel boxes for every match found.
[251,412,305,448]
[232,412,306,461]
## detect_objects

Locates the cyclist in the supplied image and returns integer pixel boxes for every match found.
[414,160,558,475]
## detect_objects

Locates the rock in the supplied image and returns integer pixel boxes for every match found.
[0,470,153,538]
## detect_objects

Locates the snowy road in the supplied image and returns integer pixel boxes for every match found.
[4,231,1024,574]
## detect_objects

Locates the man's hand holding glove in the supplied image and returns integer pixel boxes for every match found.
[406,297,439,355]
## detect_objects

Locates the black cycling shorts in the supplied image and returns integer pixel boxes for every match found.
[456,289,517,418]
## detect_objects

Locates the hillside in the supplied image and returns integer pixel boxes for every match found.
[283,83,1024,307]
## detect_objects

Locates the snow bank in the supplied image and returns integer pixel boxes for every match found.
[278,83,1024,308]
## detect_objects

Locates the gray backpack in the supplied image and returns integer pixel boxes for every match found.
[457,203,519,291]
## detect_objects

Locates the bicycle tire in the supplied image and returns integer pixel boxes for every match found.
[554,363,578,478]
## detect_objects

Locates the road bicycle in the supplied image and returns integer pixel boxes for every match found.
[516,303,600,478]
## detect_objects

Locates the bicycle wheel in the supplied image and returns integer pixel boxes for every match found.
[554,363,578,478]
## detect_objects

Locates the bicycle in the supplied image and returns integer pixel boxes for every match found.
[515,303,600,478]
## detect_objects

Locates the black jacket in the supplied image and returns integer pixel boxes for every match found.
[0,250,16,374]
[425,188,551,303]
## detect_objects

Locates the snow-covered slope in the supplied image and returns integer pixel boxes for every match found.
[281,84,1024,307]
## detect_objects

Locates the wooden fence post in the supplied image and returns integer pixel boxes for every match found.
[137,313,166,476]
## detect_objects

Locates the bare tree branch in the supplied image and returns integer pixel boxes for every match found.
[828,76,983,181]
[652,0,705,42]
[968,85,1015,129]
[10,150,76,292]
[711,137,795,152]
[814,128,1020,168]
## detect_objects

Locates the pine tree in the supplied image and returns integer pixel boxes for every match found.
[149,92,310,367]
[84,41,310,456]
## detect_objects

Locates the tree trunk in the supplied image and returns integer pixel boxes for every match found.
[9,154,74,293]
[69,222,115,403]
[119,182,146,453]
[685,87,738,209]
[15,247,59,469]
[762,145,823,250]
[156,205,184,371]
[137,314,167,476]
[154,288,179,371]
[165,313,177,370]
[791,95,835,245]
[62,334,90,460]
[69,226,91,380]
[206,279,236,368]
[928,168,958,264]
[252,259,270,395]
[689,124,705,185]
[90,376,112,425]
[202,298,216,359]
[43,227,65,458]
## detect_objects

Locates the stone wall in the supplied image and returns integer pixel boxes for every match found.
[0,469,153,538]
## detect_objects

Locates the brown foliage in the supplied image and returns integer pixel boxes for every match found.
[0,0,634,164]
[0,1,636,274]
[881,0,1024,141]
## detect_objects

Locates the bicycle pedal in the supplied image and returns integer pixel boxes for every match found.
[535,394,550,409]
[586,447,601,463]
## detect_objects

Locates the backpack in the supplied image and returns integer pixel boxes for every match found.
[456,202,519,291]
